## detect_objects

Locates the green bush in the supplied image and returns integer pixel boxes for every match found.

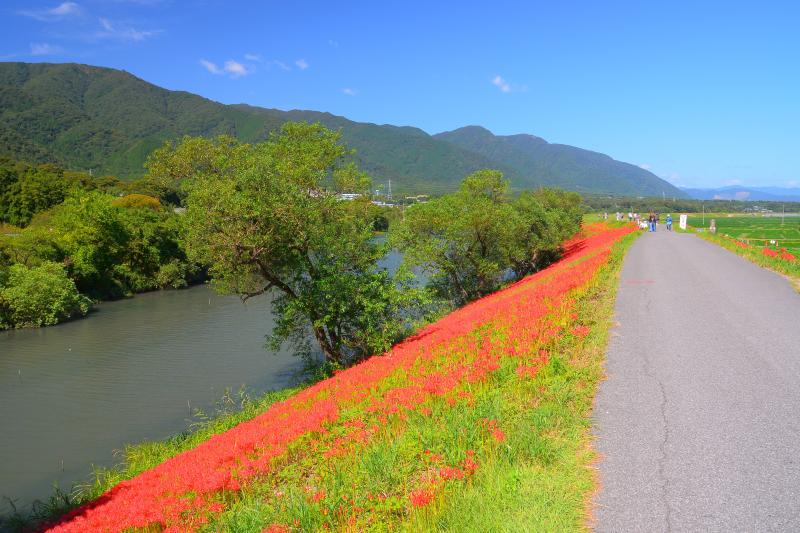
[156,259,192,289]
[0,261,91,328]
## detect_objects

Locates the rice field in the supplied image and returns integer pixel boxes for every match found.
[687,214,800,255]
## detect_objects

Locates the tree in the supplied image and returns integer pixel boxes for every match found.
[507,188,583,277]
[3,163,69,226]
[149,122,429,365]
[391,169,519,305]
[391,171,583,306]
[0,261,91,329]
[49,192,132,298]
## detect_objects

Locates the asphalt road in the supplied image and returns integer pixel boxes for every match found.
[592,230,800,532]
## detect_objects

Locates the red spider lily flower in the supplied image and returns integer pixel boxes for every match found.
[439,466,466,480]
[572,325,590,337]
[409,489,435,508]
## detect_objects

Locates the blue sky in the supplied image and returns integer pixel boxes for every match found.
[1,0,799,189]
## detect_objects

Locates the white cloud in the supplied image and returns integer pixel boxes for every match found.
[200,59,223,75]
[786,180,799,188]
[639,163,652,171]
[51,2,79,15]
[328,39,339,47]
[295,58,308,70]
[200,59,250,78]
[223,60,249,78]
[491,75,511,93]
[342,88,357,96]
[19,2,81,21]
[273,60,291,71]
[725,178,743,186]
[30,42,63,56]
[244,53,262,62]
[96,18,161,42]
[491,75,528,93]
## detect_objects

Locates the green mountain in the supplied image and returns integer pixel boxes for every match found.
[0,62,683,197]
[434,126,683,197]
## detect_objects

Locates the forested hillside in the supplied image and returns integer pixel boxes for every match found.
[0,62,681,197]
[434,125,685,197]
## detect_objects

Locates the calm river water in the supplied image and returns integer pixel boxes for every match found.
[0,285,305,516]
[0,249,406,517]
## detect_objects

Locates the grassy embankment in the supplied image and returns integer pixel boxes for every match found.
[683,214,800,291]
[32,223,636,532]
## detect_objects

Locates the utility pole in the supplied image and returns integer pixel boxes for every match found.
[702,202,705,227]
[782,203,785,226]
[387,179,392,201]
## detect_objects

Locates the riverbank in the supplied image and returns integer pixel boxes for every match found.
[31,223,635,532]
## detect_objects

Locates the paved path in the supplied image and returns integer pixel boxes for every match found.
[593,230,800,532]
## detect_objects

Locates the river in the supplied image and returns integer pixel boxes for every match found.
[0,250,406,517]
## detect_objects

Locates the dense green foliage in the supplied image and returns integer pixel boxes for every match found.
[0,159,196,328]
[0,157,124,226]
[148,124,431,364]
[391,170,582,305]
[1,62,678,197]
[434,125,686,198]
[0,261,90,328]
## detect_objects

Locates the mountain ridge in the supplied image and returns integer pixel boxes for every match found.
[682,185,800,202]
[0,61,683,197]
[434,125,683,197]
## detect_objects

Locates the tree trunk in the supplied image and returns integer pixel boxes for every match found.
[313,325,342,365]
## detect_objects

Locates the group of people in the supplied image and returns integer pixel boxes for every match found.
[634,212,673,232]
[605,211,674,232]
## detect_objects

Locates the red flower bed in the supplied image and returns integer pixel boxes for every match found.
[45,223,633,532]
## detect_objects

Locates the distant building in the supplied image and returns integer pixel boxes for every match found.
[337,193,362,201]
[404,195,429,203]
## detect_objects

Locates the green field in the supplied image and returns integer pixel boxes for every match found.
[687,214,800,255]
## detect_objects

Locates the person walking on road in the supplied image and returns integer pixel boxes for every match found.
[666,214,673,231]
[648,212,656,232]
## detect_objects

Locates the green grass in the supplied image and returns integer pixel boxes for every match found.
[687,213,800,255]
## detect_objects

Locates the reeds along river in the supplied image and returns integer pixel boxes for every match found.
[0,249,406,517]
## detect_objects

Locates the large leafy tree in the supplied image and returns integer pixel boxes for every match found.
[148,122,428,365]
[391,169,519,305]
[391,170,582,306]
[507,188,583,278]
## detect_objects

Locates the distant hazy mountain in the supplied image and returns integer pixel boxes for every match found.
[434,126,685,198]
[0,61,681,197]
[682,186,800,202]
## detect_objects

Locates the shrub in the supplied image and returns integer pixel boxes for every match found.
[112,194,162,211]
[0,261,91,328]
[156,259,192,289]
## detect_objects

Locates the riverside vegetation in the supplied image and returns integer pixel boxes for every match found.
[38,223,636,532]
[0,158,198,329]
[4,121,598,530]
